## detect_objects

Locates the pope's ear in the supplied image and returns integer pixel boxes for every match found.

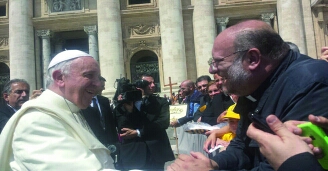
[52,70,65,87]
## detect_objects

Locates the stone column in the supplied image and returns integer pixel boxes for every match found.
[84,25,99,61]
[277,0,307,54]
[159,0,187,84]
[193,0,216,77]
[261,13,274,27]
[36,30,52,89]
[9,0,36,89]
[216,17,229,34]
[97,0,124,96]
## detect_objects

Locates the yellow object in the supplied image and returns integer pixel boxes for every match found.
[224,104,240,119]
[199,105,207,112]
[221,132,236,142]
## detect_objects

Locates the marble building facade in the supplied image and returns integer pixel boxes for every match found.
[0,0,327,98]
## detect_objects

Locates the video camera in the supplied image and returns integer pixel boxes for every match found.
[114,77,150,103]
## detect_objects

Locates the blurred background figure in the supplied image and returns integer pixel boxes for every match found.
[0,79,30,133]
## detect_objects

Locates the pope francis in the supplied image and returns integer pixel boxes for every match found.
[0,50,117,170]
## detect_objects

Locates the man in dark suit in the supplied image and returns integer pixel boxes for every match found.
[81,76,118,158]
[0,79,30,133]
[115,74,175,170]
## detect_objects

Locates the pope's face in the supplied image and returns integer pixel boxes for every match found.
[63,57,101,109]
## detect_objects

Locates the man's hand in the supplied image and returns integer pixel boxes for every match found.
[203,131,217,153]
[216,138,230,147]
[283,115,328,158]
[30,88,44,100]
[321,47,328,62]
[217,110,227,123]
[120,128,138,139]
[308,114,328,158]
[167,152,218,171]
[204,125,230,153]
[247,115,313,171]
[308,114,328,132]
[170,120,180,127]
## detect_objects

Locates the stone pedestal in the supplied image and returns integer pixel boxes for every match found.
[193,0,216,77]
[159,0,187,83]
[36,29,52,89]
[9,0,35,89]
[97,0,124,95]
[277,0,307,54]
[84,25,99,62]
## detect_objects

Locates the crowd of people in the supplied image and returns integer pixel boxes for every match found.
[0,19,328,171]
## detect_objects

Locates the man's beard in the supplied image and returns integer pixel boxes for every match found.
[224,58,251,96]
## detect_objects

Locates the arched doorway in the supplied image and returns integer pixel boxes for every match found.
[0,62,10,103]
[130,50,160,92]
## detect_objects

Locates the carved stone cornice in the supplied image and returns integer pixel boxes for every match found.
[36,29,52,38]
[51,0,82,12]
[216,17,229,26]
[0,37,9,48]
[84,25,97,35]
[125,39,161,58]
[127,23,160,38]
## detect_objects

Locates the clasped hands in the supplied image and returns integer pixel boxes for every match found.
[119,128,138,139]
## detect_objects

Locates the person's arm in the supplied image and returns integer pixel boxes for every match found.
[203,125,230,152]
[12,111,114,170]
[247,115,323,171]
[277,152,323,171]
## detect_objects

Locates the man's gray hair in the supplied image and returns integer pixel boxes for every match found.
[2,79,30,95]
[233,28,290,61]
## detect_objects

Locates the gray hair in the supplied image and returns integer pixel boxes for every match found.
[2,79,30,94]
[46,59,74,88]
[233,29,290,61]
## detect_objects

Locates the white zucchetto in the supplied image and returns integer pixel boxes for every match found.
[48,50,93,69]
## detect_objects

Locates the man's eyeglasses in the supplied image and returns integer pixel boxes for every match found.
[208,49,249,67]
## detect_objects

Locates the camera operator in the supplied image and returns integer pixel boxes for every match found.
[114,74,175,170]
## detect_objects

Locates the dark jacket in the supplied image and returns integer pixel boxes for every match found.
[178,90,202,125]
[213,50,328,170]
[0,103,15,133]
[115,95,174,170]
[81,95,118,154]
[278,152,324,171]
[193,93,234,125]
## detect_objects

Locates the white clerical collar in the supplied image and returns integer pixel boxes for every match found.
[246,95,257,102]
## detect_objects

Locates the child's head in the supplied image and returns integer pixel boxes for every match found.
[224,104,240,134]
